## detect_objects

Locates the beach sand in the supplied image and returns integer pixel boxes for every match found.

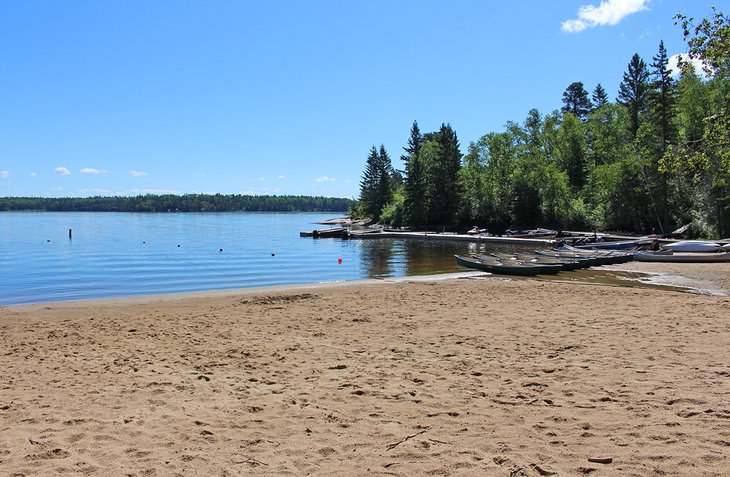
[1,263,729,476]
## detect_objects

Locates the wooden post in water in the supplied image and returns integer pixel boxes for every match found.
[69,228,72,240]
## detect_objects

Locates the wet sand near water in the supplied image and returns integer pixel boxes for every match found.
[1,263,729,476]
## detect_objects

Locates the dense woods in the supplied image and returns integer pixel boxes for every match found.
[356,8,730,238]
[0,194,352,213]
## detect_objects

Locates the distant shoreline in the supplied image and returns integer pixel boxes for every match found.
[0,193,353,213]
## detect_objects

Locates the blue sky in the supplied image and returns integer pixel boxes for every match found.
[0,0,726,199]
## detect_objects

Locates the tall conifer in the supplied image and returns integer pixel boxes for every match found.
[617,53,651,138]
[561,82,592,120]
[592,83,609,109]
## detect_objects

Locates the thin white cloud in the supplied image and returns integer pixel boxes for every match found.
[129,188,179,195]
[562,0,649,33]
[315,176,336,183]
[278,175,285,180]
[1,170,8,179]
[130,170,148,177]
[668,53,708,77]
[259,177,265,181]
[55,166,71,175]
[79,188,111,195]
[80,167,106,174]
[29,172,37,177]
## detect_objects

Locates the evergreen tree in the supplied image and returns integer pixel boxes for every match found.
[617,53,651,138]
[649,40,677,150]
[555,113,588,189]
[358,145,393,220]
[592,83,609,109]
[417,124,463,226]
[378,144,394,209]
[402,121,427,226]
[428,123,462,225]
[561,82,592,120]
[400,121,422,167]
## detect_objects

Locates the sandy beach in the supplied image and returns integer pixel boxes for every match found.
[1,263,729,476]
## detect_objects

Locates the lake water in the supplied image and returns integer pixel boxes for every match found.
[0,212,491,305]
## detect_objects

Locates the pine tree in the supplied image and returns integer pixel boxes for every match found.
[617,53,651,138]
[358,145,393,220]
[561,82,592,120]
[592,83,609,109]
[400,121,422,167]
[426,124,462,225]
[649,40,677,150]
[402,121,427,226]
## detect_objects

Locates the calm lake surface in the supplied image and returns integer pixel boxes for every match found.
[0,212,502,305]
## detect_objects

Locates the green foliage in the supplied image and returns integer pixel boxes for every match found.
[0,194,352,213]
[554,113,588,189]
[358,145,394,220]
[379,188,405,226]
[561,82,592,120]
[352,8,729,237]
[618,53,651,138]
[649,40,678,150]
[592,83,609,109]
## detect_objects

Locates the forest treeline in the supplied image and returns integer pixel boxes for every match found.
[0,194,352,213]
[355,8,730,238]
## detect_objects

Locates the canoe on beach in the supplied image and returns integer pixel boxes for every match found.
[536,247,634,266]
[571,238,654,250]
[455,254,560,276]
[661,240,723,253]
[635,250,730,263]
[480,252,584,271]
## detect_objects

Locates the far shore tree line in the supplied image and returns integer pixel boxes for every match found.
[0,194,352,213]
[354,8,730,238]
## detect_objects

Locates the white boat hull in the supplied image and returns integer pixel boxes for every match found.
[663,241,721,253]
[635,251,730,263]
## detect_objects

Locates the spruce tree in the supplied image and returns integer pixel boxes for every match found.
[561,82,592,120]
[402,121,427,226]
[649,40,677,150]
[401,121,422,167]
[592,83,609,109]
[427,124,462,225]
[617,53,651,138]
[358,145,393,220]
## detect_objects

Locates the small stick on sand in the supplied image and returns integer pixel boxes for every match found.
[386,427,432,450]
[232,456,269,466]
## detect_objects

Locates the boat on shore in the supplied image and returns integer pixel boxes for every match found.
[455,255,560,276]
[299,227,349,238]
[537,246,635,266]
[635,250,730,263]
[482,252,584,271]
[662,240,722,253]
[503,228,558,239]
[571,238,654,250]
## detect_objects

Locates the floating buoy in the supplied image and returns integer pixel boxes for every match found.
[219,248,223,252]
[47,239,51,243]
[338,257,343,264]
[271,252,275,256]
[177,244,180,247]
[143,241,146,244]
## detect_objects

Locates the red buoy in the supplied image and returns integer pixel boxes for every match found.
[338,257,343,264]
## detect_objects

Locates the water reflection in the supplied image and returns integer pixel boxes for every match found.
[359,239,396,278]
